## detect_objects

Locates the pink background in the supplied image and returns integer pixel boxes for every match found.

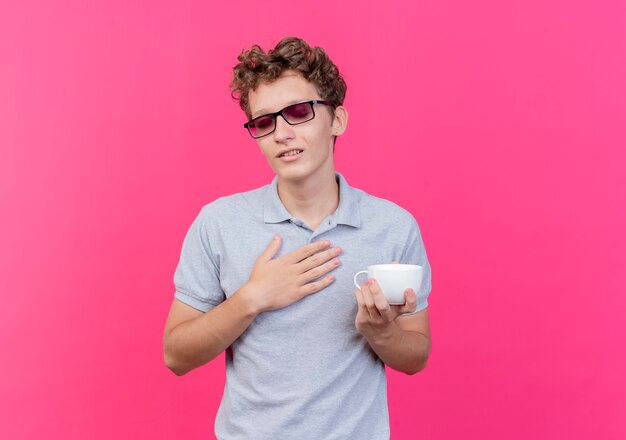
[1,1,625,439]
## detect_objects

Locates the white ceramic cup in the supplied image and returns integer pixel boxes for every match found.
[353,264,423,305]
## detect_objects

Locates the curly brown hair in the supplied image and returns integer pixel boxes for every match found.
[230,37,347,119]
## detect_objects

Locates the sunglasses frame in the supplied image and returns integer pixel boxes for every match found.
[244,100,333,139]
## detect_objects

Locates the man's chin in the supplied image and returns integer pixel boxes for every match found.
[274,167,311,183]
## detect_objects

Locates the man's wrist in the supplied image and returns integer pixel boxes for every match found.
[363,321,398,346]
[233,283,264,317]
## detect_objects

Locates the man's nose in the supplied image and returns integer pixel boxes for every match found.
[273,114,295,142]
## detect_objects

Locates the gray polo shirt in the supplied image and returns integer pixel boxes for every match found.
[173,171,432,440]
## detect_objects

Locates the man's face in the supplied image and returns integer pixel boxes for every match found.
[247,71,345,183]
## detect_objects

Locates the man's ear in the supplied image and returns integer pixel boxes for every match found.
[331,105,349,136]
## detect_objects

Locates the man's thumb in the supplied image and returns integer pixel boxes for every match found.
[259,234,282,261]
[392,260,400,264]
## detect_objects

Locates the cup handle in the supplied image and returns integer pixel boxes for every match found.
[353,271,368,290]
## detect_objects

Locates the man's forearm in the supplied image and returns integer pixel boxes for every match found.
[364,322,431,375]
[164,287,259,375]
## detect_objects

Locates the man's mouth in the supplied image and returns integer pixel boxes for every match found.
[279,149,303,158]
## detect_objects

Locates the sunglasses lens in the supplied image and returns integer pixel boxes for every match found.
[249,115,275,138]
[283,103,314,124]
[246,102,320,138]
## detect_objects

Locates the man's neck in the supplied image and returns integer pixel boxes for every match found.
[276,168,339,230]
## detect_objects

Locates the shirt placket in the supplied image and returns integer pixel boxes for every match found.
[289,215,337,243]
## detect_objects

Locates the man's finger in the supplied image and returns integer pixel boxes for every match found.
[354,288,369,316]
[392,260,400,264]
[286,239,332,264]
[368,279,393,321]
[360,282,379,320]
[399,288,418,314]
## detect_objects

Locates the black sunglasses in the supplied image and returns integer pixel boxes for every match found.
[244,100,333,139]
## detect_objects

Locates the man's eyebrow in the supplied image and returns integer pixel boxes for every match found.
[251,99,310,119]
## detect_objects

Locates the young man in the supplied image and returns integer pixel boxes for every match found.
[163,37,432,439]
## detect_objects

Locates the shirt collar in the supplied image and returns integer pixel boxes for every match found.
[263,171,361,228]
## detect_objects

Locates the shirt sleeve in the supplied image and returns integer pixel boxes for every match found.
[173,207,226,312]
[399,217,432,315]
